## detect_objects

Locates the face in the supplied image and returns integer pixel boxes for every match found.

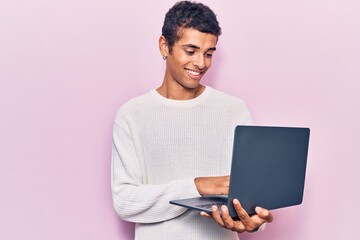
[160,28,218,90]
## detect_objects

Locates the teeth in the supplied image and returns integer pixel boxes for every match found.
[186,69,201,76]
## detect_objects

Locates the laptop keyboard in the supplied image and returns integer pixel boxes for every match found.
[196,202,227,214]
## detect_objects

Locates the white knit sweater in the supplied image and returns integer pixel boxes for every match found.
[111,86,252,240]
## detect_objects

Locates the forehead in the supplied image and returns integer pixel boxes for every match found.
[175,28,218,49]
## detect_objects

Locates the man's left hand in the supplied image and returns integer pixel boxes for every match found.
[200,199,273,233]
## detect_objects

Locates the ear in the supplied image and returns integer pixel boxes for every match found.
[159,36,169,58]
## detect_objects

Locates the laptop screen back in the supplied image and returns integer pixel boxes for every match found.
[227,126,310,216]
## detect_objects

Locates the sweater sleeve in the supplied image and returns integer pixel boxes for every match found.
[111,112,201,224]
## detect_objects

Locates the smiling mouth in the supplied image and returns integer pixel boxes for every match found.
[186,69,202,76]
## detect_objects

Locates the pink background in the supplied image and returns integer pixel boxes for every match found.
[1,0,359,239]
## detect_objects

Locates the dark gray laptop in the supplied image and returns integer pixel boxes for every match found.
[170,125,310,219]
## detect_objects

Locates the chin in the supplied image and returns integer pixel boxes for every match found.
[182,83,201,90]
[179,80,203,90]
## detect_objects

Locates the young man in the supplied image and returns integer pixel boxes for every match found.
[111,1,273,239]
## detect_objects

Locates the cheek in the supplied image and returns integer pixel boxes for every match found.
[177,55,191,66]
[205,59,212,68]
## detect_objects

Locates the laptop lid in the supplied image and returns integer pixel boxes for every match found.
[227,125,310,216]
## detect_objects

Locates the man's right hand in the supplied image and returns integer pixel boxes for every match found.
[194,176,230,196]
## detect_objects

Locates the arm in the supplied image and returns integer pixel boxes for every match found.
[111,115,200,223]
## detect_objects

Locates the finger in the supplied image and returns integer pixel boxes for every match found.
[255,206,273,223]
[200,211,212,218]
[233,199,257,232]
[211,205,225,227]
[220,205,244,232]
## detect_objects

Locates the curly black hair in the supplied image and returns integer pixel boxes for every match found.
[162,1,222,53]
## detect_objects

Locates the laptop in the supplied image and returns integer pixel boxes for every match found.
[170,125,310,219]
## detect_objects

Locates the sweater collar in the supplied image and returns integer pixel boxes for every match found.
[150,86,213,108]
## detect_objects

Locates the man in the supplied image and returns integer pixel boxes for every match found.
[111,1,273,239]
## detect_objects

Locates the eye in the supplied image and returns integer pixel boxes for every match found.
[205,52,213,58]
[185,50,195,55]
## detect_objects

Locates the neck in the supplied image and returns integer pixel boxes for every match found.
[156,83,205,100]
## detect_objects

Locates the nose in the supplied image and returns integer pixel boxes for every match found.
[193,54,206,70]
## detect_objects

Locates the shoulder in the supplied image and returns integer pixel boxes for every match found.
[206,87,253,124]
[114,90,155,124]
[121,91,153,109]
[208,87,249,108]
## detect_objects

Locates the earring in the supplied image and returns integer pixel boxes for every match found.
[163,55,167,60]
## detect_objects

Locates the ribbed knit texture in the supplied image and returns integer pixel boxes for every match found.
[111,86,252,240]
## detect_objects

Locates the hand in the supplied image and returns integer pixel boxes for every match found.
[194,176,230,196]
[200,199,273,233]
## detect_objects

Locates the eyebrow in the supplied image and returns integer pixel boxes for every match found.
[182,44,216,51]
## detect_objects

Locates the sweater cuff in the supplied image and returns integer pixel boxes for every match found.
[256,222,267,232]
[176,178,201,199]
